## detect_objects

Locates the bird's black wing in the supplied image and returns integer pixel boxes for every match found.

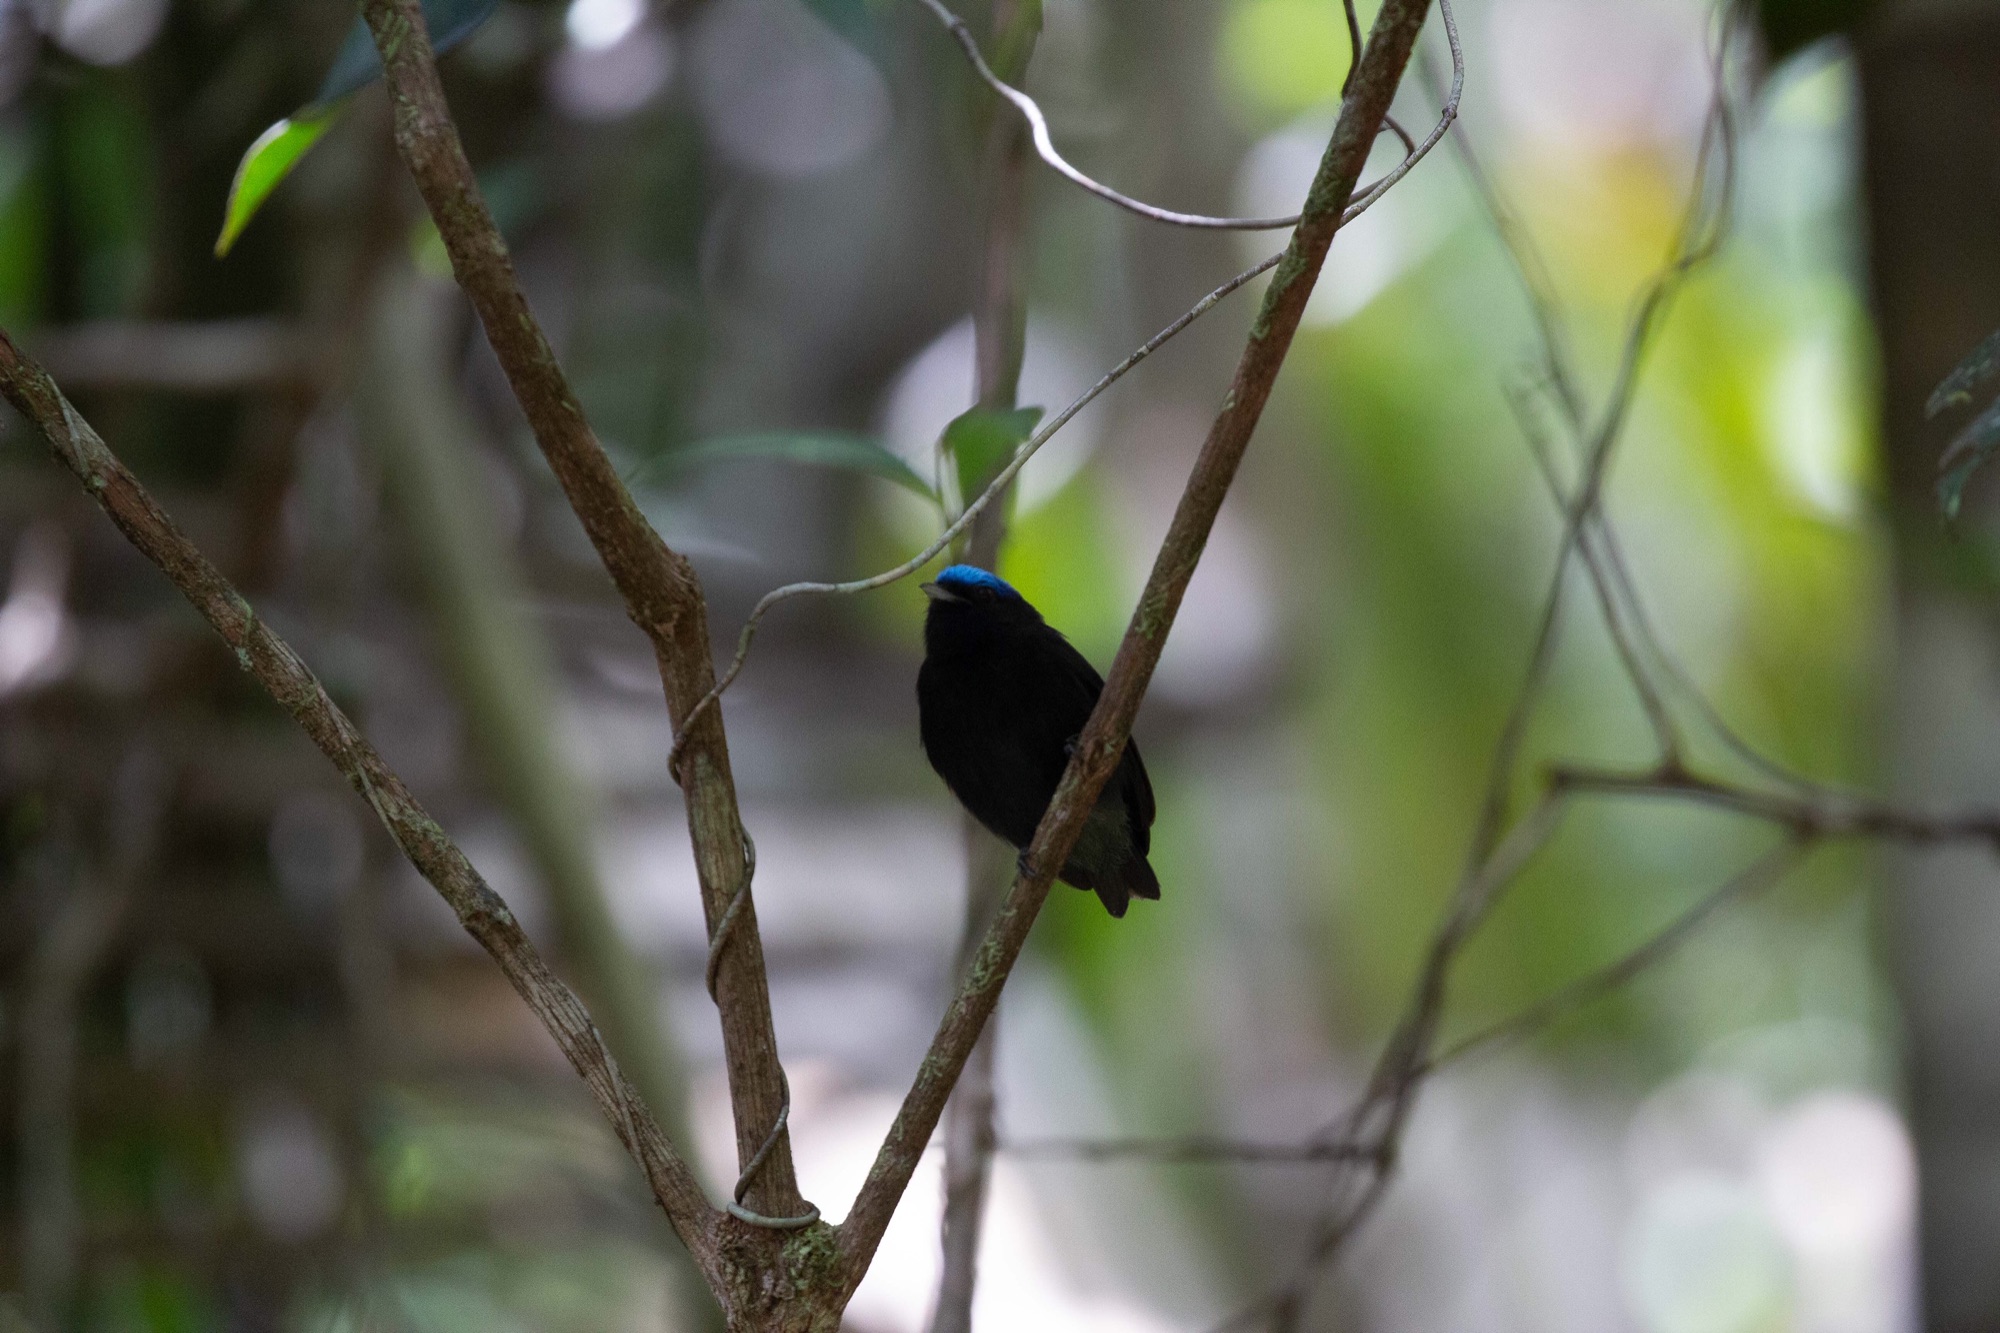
[1121,738,1156,854]
[1038,630,1155,851]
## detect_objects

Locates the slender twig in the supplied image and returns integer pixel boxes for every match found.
[956,12,1997,1314]
[1549,762,2000,846]
[1430,839,1808,1071]
[1505,379,1682,763]
[912,0,1461,235]
[833,0,1442,1293]
[355,0,810,1237]
[1186,11,1749,1327]
[1442,68,1822,799]
[1007,744,2000,1164]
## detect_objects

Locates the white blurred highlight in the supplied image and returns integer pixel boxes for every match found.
[1108,405,1280,706]
[238,1096,346,1242]
[1621,1172,1790,1333]
[552,18,676,121]
[688,0,889,178]
[0,522,75,698]
[1490,0,1713,154]
[1620,1069,1916,1333]
[42,0,167,65]
[1756,1092,1916,1333]
[1234,112,1455,326]
[881,316,1101,516]
[565,0,643,50]
[1763,332,1866,521]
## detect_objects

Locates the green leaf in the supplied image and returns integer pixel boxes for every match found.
[316,0,501,105]
[216,0,500,259]
[942,405,1043,511]
[658,433,938,501]
[1937,397,2000,518]
[213,104,343,257]
[1929,326,2000,419]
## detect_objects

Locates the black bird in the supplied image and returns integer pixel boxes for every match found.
[917,564,1160,917]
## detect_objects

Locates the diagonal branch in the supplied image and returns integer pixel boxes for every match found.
[832,0,1441,1287]
[0,329,723,1275]
[356,0,807,1224]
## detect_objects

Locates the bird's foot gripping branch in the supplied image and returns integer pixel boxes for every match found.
[1,0,1441,1326]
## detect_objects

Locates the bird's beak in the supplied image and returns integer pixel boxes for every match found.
[921,581,961,603]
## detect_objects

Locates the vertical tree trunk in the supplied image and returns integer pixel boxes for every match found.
[1861,7,2000,1329]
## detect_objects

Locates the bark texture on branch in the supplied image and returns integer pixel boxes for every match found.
[834,0,1438,1285]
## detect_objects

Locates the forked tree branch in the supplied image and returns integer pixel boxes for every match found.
[832,0,1440,1287]
[0,329,725,1277]
[9,0,1446,1322]
[355,0,809,1227]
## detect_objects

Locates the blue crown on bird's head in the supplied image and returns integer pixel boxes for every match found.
[932,565,1021,599]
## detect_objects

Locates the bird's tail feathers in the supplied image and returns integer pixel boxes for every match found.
[1088,854,1159,918]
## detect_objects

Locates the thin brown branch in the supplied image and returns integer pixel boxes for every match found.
[1505,380,1682,764]
[0,328,725,1279]
[355,0,811,1236]
[833,0,1441,1290]
[1549,762,2000,847]
[1208,10,1749,1323]
[1445,76,1823,799]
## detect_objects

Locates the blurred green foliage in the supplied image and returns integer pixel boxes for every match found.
[0,0,1908,1325]
[925,30,1894,1145]
[1216,0,1368,125]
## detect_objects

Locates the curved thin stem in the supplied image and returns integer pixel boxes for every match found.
[911,0,1462,234]
[668,248,1285,776]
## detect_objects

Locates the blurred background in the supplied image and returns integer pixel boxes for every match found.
[5,0,2000,1328]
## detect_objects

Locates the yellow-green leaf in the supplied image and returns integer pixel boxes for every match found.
[214,104,343,257]
[943,405,1043,512]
